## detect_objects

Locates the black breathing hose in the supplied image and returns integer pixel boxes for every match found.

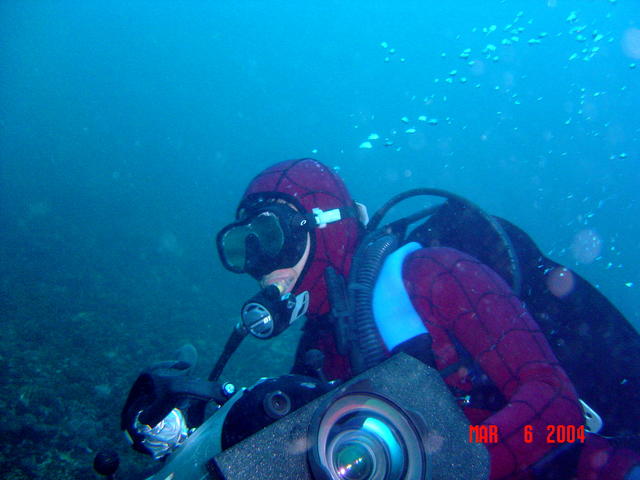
[367,188,522,297]
[349,232,400,375]
[208,323,248,382]
[346,188,523,373]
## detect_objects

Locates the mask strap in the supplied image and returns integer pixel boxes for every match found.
[311,205,361,229]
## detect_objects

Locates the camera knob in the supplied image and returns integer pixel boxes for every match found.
[263,390,291,419]
[93,449,119,478]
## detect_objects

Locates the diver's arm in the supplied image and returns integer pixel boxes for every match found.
[403,247,583,479]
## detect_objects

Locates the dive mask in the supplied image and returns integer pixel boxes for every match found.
[217,199,360,279]
[216,203,313,278]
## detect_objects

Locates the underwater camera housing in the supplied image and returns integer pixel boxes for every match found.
[147,354,489,480]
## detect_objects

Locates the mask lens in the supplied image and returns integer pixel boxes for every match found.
[250,213,284,257]
[219,212,285,272]
[220,226,252,271]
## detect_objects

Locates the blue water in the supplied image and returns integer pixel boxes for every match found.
[0,1,638,478]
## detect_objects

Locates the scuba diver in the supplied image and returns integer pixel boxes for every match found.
[120,158,639,480]
[214,158,640,479]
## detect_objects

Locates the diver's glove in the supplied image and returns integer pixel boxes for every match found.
[121,344,234,458]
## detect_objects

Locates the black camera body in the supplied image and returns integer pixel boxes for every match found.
[210,353,489,480]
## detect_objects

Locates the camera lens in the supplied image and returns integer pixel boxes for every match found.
[326,414,397,479]
[309,392,426,480]
[334,442,374,480]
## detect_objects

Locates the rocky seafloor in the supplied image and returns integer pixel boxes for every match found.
[0,226,301,479]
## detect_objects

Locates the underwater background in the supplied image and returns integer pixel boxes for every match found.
[1,0,638,478]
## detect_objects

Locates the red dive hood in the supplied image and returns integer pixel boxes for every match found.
[240,158,363,316]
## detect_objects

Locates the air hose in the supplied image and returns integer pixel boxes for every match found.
[368,188,522,296]
[348,231,400,375]
[208,322,248,382]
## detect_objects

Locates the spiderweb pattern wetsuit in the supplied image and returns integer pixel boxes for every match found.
[403,247,582,479]
[238,158,639,479]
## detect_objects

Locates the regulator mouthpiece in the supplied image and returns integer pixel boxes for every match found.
[241,285,309,339]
